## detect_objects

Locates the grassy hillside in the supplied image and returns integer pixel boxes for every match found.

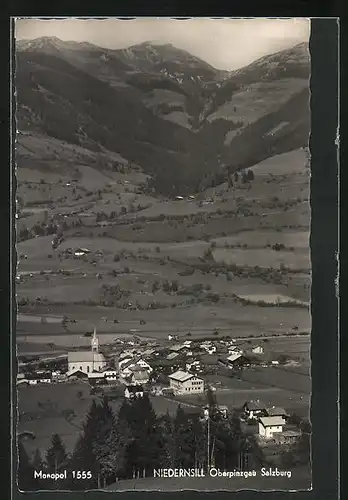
[16,38,310,195]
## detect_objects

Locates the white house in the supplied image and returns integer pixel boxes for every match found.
[251,345,264,354]
[124,385,144,399]
[103,369,118,382]
[68,328,107,375]
[258,416,285,439]
[119,357,153,380]
[168,370,204,395]
[87,372,105,384]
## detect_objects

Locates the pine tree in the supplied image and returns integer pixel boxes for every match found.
[120,394,165,477]
[46,434,68,474]
[69,397,117,489]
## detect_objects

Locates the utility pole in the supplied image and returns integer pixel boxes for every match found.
[204,408,210,472]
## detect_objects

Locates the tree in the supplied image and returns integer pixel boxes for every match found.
[46,434,68,474]
[119,395,166,478]
[69,398,116,489]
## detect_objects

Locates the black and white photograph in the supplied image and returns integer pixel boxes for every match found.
[15,17,313,491]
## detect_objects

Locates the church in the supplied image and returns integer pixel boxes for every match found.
[67,327,107,375]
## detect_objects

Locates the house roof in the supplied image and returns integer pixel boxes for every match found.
[67,369,88,377]
[133,371,149,381]
[245,400,267,411]
[126,385,144,392]
[167,352,179,360]
[266,406,287,417]
[226,352,243,363]
[142,349,155,356]
[259,416,285,427]
[170,344,187,352]
[88,372,105,379]
[130,365,148,373]
[68,351,106,363]
[169,370,201,382]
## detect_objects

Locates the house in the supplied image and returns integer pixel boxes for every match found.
[266,406,288,419]
[25,372,52,385]
[142,349,156,358]
[74,247,91,257]
[119,357,153,380]
[151,384,164,396]
[168,370,204,395]
[124,385,144,399]
[68,328,107,375]
[129,367,150,385]
[186,360,201,372]
[167,352,179,360]
[251,345,264,354]
[258,416,285,439]
[36,371,52,384]
[217,405,229,418]
[87,372,105,385]
[169,344,187,353]
[103,369,118,382]
[224,352,250,369]
[67,369,88,380]
[243,400,268,420]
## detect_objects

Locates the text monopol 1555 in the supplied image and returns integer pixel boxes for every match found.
[33,470,92,481]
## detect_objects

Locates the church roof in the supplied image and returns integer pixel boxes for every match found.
[68,351,106,363]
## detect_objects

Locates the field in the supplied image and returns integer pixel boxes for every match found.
[16,139,312,466]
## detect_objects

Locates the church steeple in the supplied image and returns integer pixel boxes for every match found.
[91,326,99,353]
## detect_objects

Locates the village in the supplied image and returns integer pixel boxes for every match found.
[17,326,308,463]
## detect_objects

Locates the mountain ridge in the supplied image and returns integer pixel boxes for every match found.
[15,37,310,195]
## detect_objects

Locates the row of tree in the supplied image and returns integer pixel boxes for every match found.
[18,390,250,491]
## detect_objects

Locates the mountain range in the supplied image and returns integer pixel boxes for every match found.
[15,36,310,195]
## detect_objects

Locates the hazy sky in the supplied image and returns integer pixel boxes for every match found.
[15,18,310,70]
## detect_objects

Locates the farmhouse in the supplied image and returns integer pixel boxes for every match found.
[103,369,118,382]
[119,356,153,380]
[128,367,150,385]
[243,400,268,420]
[74,247,91,257]
[168,370,204,395]
[87,372,105,385]
[67,328,107,375]
[67,370,88,380]
[251,345,264,354]
[24,371,52,385]
[258,416,285,439]
[125,385,144,399]
[223,352,250,369]
[170,344,187,353]
[266,406,288,419]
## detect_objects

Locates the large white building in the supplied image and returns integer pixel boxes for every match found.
[168,370,204,395]
[68,328,107,375]
[258,416,285,439]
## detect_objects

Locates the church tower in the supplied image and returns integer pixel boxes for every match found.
[91,326,99,353]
